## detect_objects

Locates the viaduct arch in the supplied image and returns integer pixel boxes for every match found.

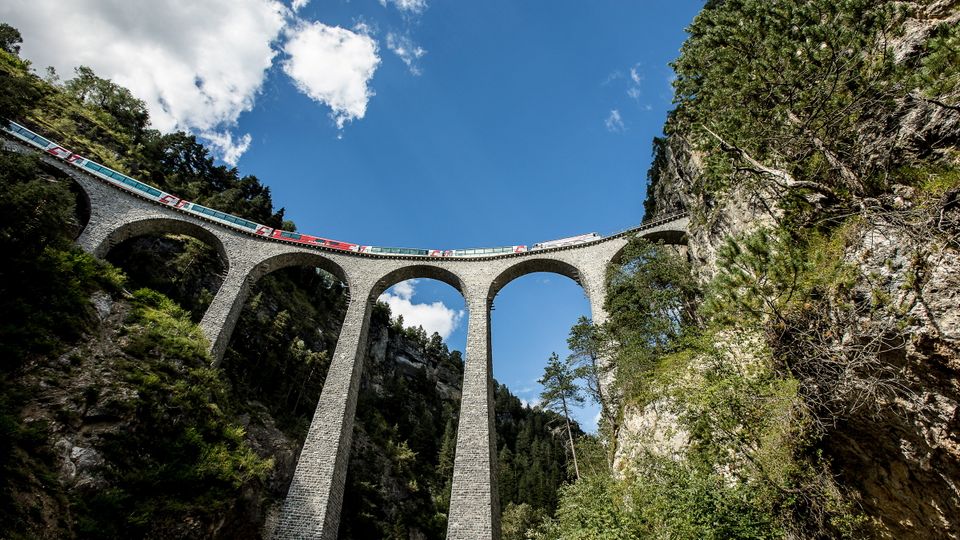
[8,139,688,540]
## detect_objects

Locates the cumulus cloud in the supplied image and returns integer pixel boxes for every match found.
[378,280,464,341]
[1,0,287,163]
[386,33,426,75]
[605,109,625,132]
[283,21,381,129]
[379,0,428,14]
[291,0,310,12]
[201,131,253,166]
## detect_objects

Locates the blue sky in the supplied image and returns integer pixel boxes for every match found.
[3,0,702,431]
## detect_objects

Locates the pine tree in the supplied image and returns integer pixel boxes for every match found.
[538,353,584,480]
[567,316,615,437]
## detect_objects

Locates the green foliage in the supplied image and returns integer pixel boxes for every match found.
[894,161,960,200]
[545,203,872,537]
[541,474,640,540]
[501,502,549,540]
[123,288,210,362]
[0,149,124,364]
[566,317,610,405]
[0,23,22,55]
[106,233,225,321]
[539,353,585,415]
[706,226,859,328]
[604,238,698,402]
[0,45,41,121]
[495,384,578,516]
[63,66,150,141]
[71,289,273,538]
[670,0,907,196]
[913,21,960,98]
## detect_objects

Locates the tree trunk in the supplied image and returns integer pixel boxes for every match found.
[561,396,581,480]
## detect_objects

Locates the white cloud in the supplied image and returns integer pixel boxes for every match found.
[386,33,426,75]
[200,131,252,166]
[379,0,428,14]
[378,280,465,340]
[1,0,288,164]
[605,109,625,133]
[520,398,541,409]
[392,279,417,301]
[283,21,381,129]
[291,0,309,12]
[601,70,623,86]
[0,0,288,163]
[627,64,643,100]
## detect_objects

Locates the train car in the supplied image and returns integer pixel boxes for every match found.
[269,230,360,252]
[449,245,527,257]
[531,232,601,250]
[321,238,360,252]
[360,245,431,256]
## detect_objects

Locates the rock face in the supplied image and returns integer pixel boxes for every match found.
[634,155,960,538]
[824,216,960,538]
[623,5,960,534]
[365,323,464,403]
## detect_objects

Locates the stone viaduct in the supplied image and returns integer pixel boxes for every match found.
[9,139,688,539]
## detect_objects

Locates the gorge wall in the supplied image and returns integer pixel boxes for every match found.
[619,1,960,537]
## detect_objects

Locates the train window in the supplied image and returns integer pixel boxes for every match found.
[27,131,51,146]
[281,232,301,240]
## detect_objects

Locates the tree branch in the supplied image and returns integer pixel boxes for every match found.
[702,125,838,199]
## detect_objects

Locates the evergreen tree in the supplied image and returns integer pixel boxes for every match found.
[538,353,584,480]
[567,316,615,437]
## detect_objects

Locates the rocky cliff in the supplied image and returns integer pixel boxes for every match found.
[624,1,960,537]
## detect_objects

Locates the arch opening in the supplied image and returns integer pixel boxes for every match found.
[103,221,229,322]
[488,258,583,303]
[340,273,468,539]
[66,175,92,240]
[609,233,689,271]
[370,264,467,301]
[488,262,595,524]
[97,217,229,262]
[221,251,350,434]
